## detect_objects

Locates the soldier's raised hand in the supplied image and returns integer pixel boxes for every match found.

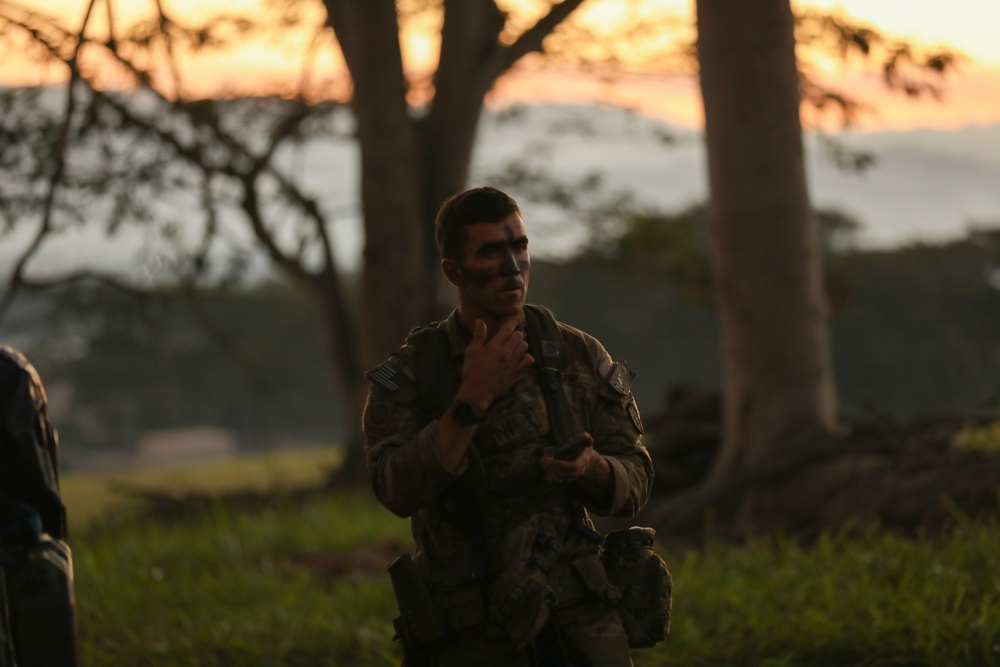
[458,315,534,409]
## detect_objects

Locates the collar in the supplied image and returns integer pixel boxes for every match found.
[441,309,471,361]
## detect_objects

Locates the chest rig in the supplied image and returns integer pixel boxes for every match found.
[407,305,585,544]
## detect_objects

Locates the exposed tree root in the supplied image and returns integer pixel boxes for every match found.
[636,385,1000,544]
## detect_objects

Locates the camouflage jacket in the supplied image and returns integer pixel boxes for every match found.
[362,308,653,591]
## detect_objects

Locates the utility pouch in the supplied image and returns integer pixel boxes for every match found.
[387,554,446,651]
[601,527,671,648]
[5,535,78,667]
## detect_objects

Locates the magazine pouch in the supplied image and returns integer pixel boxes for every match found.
[600,527,671,648]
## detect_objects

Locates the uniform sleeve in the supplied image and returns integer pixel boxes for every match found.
[583,343,653,518]
[361,351,468,518]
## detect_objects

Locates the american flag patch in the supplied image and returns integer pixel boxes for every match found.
[366,363,411,392]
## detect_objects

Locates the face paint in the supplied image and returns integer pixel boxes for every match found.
[460,257,530,287]
[499,249,522,277]
[453,215,532,325]
[459,224,530,287]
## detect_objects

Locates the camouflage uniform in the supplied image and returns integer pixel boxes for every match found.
[363,308,653,667]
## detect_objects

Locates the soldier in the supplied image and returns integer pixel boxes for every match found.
[1,346,77,667]
[363,186,653,666]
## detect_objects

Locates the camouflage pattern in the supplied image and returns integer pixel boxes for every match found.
[363,308,653,666]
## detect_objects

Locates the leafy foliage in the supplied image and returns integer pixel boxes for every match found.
[568,202,863,303]
[33,281,346,451]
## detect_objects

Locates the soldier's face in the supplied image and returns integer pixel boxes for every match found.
[445,213,531,323]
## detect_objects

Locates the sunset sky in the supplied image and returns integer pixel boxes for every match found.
[1,0,998,130]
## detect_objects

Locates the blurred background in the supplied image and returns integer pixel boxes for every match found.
[1,0,998,470]
[3,2,1000,665]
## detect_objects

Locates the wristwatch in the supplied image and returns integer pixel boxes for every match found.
[448,398,487,425]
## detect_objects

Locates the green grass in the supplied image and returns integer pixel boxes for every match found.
[75,491,410,667]
[641,523,1000,667]
[61,447,343,530]
[64,452,1000,667]
[956,422,1000,454]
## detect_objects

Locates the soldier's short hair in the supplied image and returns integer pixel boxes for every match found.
[435,186,522,260]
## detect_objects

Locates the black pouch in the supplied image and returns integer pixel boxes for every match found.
[5,536,77,667]
[600,527,671,648]
[386,554,441,667]
[387,554,447,646]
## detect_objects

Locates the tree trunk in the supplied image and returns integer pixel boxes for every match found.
[324,0,425,482]
[317,277,368,483]
[322,0,587,482]
[696,0,838,517]
[325,0,425,372]
[416,0,507,320]
[324,0,512,485]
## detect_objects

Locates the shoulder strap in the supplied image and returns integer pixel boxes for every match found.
[523,304,573,447]
[524,306,605,544]
[406,323,460,419]
[405,323,488,551]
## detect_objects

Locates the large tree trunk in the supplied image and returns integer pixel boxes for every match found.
[416,0,508,320]
[316,277,367,478]
[325,0,425,370]
[322,0,587,483]
[324,0,425,482]
[696,0,838,526]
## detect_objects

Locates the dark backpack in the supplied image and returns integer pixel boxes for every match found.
[0,347,77,667]
[0,347,65,541]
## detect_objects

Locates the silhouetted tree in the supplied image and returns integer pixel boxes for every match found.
[0,0,957,486]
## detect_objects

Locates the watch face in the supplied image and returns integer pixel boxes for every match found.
[452,400,485,425]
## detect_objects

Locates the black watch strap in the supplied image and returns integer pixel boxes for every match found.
[449,398,487,425]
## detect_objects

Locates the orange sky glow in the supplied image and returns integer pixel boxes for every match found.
[1,0,998,131]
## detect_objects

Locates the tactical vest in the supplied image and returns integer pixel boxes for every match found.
[405,304,575,544]
[407,304,566,422]
[388,307,672,652]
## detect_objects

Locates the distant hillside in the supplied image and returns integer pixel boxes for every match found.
[473,103,1000,251]
[2,96,998,279]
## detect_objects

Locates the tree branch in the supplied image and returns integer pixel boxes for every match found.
[0,5,342,343]
[90,42,340,279]
[296,24,332,99]
[19,270,159,297]
[501,0,587,72]
[151,0,185,100]
[238,171,320,292]
[0,0,98,326]
[80,75,331,289]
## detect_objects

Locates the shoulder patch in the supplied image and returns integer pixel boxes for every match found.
[598,356,613,380]
[366,362,411,392]
[628,400,644,433]
[608,360,637,395]
[365,402,393,429]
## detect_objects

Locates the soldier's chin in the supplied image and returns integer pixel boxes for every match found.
[503,294,525,310]
[495,300,524,317]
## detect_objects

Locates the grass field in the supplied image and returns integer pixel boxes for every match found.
[61,447,344,531]
[62,450,1000,667]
